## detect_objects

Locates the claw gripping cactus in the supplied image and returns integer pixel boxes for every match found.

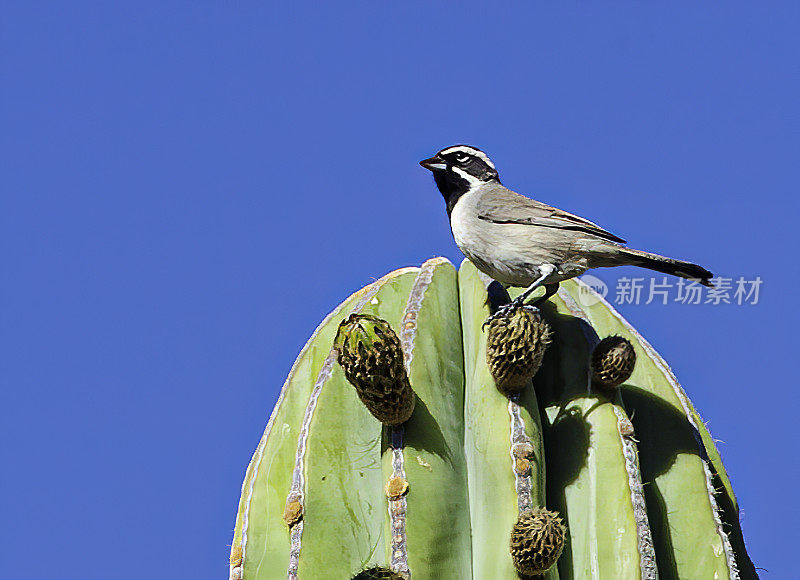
[230,258,756,579]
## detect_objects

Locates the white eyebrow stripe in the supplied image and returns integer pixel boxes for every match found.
[438,146,496,170]
[450,165,486,186]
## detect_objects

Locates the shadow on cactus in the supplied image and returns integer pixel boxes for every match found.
[228,258,757,579]
[351,566,404,579]
[397,395,453,463]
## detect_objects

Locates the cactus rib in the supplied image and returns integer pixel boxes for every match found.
[569,277,750,578]
[459,265,554,579]
[285,279,393,579]
[389,257,471,578]
[557,287,658,579]
[385,258,441,577]
[299,271,420,576]
[612,405,658,579]
[508,401,537,515]
[231,269,414,580]
[531,285,653,578]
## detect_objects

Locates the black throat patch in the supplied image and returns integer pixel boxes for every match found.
[433,170,472,217]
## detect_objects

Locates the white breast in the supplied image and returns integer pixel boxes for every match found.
[450,188,519,284]
[449,187,573,287]
[449,189,482,253]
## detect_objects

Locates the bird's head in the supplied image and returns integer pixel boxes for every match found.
[420,145,499,183]
[420,145,500,210]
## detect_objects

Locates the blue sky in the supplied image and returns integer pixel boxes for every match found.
[3,3,798,578]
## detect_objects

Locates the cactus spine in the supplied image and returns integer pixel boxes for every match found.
[230,258,756,579]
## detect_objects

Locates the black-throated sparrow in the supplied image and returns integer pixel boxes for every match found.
[420,145,713,315]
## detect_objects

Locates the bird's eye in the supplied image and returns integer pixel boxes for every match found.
[454,153,470,164]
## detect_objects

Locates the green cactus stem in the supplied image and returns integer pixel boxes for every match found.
[229,258,756,580]
[384,258,471,578]
[566,279,756,578]
[536,288,657,578]
[459,265,555,579]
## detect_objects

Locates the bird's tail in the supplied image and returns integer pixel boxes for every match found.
[619,247,714,287]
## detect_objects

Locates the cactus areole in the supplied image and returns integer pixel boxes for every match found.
[230,258,756,579]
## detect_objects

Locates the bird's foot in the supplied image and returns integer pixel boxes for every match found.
[482,297,526,330]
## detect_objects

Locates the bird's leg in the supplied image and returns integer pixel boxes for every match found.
[509,264,557,308]
[531,283,560,306]
[483,265,557,327]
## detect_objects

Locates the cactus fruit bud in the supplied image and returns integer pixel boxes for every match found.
[591,335,636,389]
[351,566,405,579]
[486,306,553,395]
[334,314,415,425]
[510,507,567,575]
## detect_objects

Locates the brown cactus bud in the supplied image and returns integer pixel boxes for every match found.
[510,507,567,576]
[282,498,303,528]
[591,335,636,389]
[351,566,405,579]
[334,314,415,425]
[514,457,532,476]
[385,476,409,500]
[486,307,552,395]
[512,442,535,459]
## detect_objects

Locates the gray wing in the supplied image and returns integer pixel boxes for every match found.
[476,185,627,244]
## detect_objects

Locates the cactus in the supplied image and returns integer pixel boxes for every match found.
[229,258,756,579]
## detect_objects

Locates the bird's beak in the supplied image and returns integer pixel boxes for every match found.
[420,155,447,172]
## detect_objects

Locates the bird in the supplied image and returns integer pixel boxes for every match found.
[420,144,713,318]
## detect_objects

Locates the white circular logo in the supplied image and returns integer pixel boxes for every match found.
[576,274,608,306]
